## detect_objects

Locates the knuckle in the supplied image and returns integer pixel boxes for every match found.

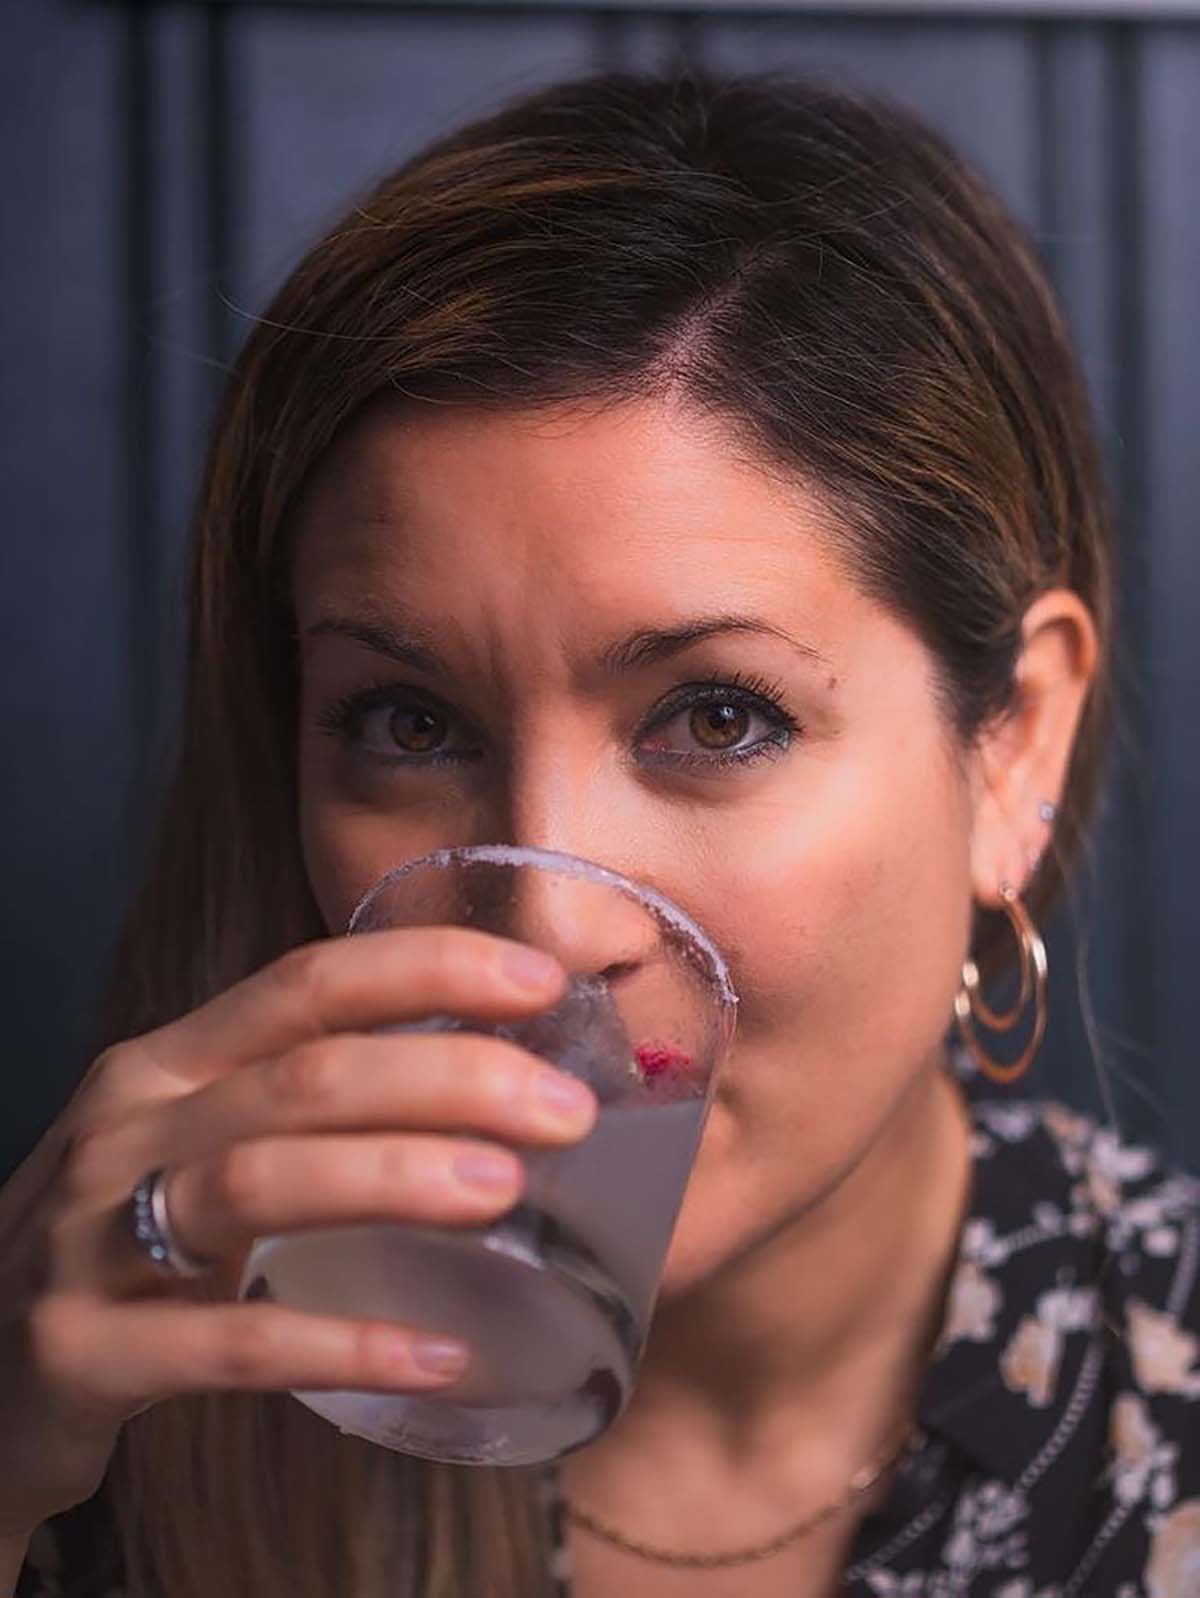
[375,1139,418,1192]
[210,1142,273,1218]
[73,1042,149,1115]
[269,942,332,1018]
[215,1312,278,1383]
[272,1042,344,1114]
[27,1294,87,1386]
[462,1040,525,1110]
[418,928,479,991]
[272,941,324,991]
[26,1295,119,1426]
[80,1044,123,1094]
[42,1204,91,1285]
[57,1125,126,1206]
[356,1321,405,1380]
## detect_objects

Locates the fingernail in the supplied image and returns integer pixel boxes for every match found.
[411,1336,470,1377]
[455,1149,521,1189]
[501,945,562,992]
[536,1070,595,1119]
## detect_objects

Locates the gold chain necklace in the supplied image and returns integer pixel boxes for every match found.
[559,1427,918,1569]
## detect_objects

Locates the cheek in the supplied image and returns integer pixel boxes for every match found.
[298,770,360,933]
[298,777,453,934]
[658,746,973,1286]
[702,738,972,1077]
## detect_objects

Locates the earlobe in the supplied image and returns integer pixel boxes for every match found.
[969,793,1057,907]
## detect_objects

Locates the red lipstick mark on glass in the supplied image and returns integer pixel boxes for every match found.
[634,1042,693,1080]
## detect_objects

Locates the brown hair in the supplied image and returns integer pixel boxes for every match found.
[104,69,1112,1597]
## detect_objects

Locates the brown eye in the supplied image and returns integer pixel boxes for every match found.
[689,702,750,750]
[388,706,447,753]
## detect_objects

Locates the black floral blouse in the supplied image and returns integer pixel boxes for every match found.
[19,1078,1200,1597]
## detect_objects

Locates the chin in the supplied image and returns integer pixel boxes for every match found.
[653,1253,726,1306]
[653,1139,833,1311]
[652,1233,771,1316]
[652,1195,761,1307]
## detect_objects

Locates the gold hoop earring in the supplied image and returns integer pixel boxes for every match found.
[954,883,1047,1086]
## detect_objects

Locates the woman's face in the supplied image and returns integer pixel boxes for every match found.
[291,394,980,1299]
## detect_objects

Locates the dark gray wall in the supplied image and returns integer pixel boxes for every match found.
[4,0,1198,1179]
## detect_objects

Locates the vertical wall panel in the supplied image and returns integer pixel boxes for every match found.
[1036,28,1122,420]
[1142,26,1200,1165]
[153,2,220,651]
[1,0,134,1167]
[1028,26,1154,1137]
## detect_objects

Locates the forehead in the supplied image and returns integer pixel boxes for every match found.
[290,395,851,629]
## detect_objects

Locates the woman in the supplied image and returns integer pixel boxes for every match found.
[4,69,1198,1598]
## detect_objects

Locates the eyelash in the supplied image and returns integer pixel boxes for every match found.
[313,669,802,773]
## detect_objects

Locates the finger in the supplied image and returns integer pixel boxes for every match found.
[136,927,566,1086]
[42,1035,596,1226]
[38,1294,473,1417]
[158,1032,598,1162]
[163,1133,528,1263]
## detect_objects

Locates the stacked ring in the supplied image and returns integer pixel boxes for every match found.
[130,1167,215,1279]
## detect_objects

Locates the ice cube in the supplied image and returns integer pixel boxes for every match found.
[495,975,638,1106]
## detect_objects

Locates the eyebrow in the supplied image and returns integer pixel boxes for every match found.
[304,616,446,675]
[599,615,830,674]
[303,612,830,675]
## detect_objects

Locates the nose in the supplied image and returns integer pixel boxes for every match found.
[493,850,659,984]
[473,745,658,982]
[453,850,651,984]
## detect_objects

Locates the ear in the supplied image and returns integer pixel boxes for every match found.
[968,590,1100,907]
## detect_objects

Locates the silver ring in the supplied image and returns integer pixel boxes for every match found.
[130,1166,213,1279]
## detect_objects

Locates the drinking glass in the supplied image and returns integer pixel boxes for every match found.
[238,845,737,1466]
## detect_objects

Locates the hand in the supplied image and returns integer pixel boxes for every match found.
[0,928,595,1538]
